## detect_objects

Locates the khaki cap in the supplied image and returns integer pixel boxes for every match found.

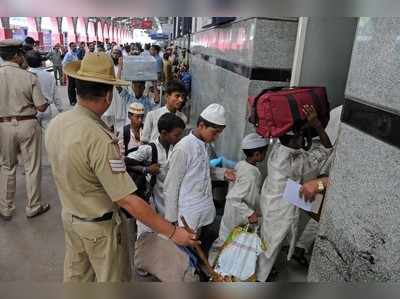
[0,39,23,48]
[63,52,129,86]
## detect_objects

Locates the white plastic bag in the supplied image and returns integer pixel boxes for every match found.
[214,225,266,281]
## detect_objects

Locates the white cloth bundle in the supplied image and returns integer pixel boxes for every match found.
[215,229,265,281]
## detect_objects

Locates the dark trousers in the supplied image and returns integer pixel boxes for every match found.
[53,65,64,85]
[67,76,77,106]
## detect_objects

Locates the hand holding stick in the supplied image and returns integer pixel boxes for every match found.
[180,216,223,281]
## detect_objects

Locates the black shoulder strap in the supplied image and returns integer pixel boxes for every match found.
[123,125,131,155]
[148,142,158,188]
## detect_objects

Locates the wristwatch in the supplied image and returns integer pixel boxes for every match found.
[317,180,325,193]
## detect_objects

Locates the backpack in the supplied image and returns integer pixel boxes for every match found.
[125,142,158,204]
[248,86,330,139]
[123,124,143,155]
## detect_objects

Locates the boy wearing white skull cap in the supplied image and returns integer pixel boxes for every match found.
[209,133,269,264]
[164,103,236,233]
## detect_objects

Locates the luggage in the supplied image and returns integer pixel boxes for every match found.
[248,86,330,138]
[121,55,158,81]
[125,143,158,202]
[212,224,266,282]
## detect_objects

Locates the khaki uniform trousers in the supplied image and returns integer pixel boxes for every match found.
[0,119,42,217]
[62,210,131,282]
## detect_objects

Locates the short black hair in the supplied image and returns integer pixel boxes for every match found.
[242,146,268,158]
[24,36,35,44]
[196,116,226,129]
[75,79,113,100]
[165,80,186,95]
[69,42,75,47]
[0,47,22,61]
[151,44,161,53]
[158,113,186,133]
[25,50,42,68]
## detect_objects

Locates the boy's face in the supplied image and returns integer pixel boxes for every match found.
[254,147,268,163]
[129,113,144,128]
[133,83,145,98]
[166,91,184,110]
[161,127,184,145]
[198,123,224,143]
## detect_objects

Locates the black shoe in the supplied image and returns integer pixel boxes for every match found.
[265,267,279,282]
[292,247,309,267]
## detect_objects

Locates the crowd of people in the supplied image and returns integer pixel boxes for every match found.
[0,35,341,283]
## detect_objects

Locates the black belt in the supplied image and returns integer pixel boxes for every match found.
[72,211,113,222]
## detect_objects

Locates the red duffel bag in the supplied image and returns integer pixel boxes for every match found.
[248,86,330,138]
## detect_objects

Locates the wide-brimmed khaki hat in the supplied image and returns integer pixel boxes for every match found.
[63,52,129,86]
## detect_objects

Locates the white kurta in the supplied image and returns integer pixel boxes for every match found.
[141,106,187,143]
[127,139,173,236]
[213,160,262,248]
[117,126,142,156]
[29,68,64,129]
[256,142,331,281]
[295,105,343,252]
[103,66,128,132]
[164,133,224,231]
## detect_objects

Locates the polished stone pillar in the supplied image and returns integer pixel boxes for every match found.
[309,17,400,282]
[189,17,298,160]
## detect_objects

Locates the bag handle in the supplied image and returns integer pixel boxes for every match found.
[249,86,286,126]
[123,124,130,155]
[149,142,158,188]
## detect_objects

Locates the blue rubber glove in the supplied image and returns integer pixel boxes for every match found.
[209,157,223,168]
[221,158,238,169]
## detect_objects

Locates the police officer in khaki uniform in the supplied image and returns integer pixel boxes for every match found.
[45,53,198,282]
[0,39,50,221]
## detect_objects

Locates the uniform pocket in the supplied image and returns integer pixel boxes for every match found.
[72,220,112,259]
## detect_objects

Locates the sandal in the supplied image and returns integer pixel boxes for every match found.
[27,204,50,219]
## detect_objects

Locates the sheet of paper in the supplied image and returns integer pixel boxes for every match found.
[283,179,322,213]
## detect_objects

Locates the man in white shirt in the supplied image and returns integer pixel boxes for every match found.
[116,81,159,118]
[102,48,126,132]
[256,105,333,281]
[142,80,187,143]
[164,103,236,232]
[25,50,64,129]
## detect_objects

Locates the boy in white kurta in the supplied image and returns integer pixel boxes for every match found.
[164,103,236,232]
[127,113,193,281]
[209,133,269,265]
[256,105,333,281]
[141,80,187,143]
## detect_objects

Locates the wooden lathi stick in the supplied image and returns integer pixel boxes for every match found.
[180,216,221,280]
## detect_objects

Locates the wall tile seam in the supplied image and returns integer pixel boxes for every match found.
[189,52,292,82]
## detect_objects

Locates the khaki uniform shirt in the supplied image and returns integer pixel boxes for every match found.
[45,105,137,218]
[0,61,46,117]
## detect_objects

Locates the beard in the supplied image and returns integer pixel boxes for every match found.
[112,57,119,65]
